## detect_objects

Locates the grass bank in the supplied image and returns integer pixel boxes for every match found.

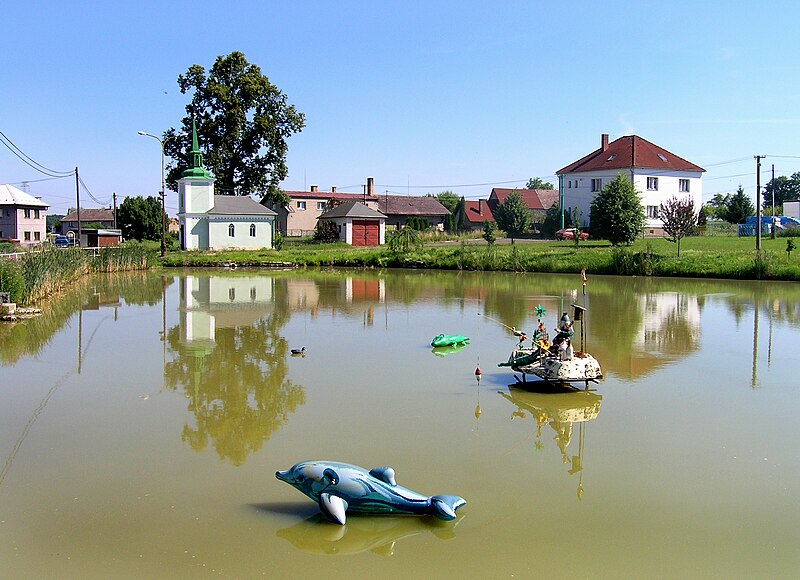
[0,241,158,306]
[160,235,800,281]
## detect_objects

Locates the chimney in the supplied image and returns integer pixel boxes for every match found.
[310,185,318,192]
[367,177,374,197]
[331,186,336,193]
[478,199,484,215]
[601,133,609,152]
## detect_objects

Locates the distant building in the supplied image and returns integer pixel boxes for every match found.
[377,194,450,231]
[177,121,277,250]
[557,134,704,235]
[61,208,115,236]
[0,184,49,246]
[462,199,495,231]
[317,201,386,246]
[275,180,380,237]
[488,188,559,224]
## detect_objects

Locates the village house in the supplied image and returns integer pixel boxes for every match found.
[462,199,495,231]
[61,207,115,235]
[487,188,559,230]
[0,184,49,246]
[377,193,450,231]
[274,180,380,237]
[557,134,705,235]
[178,121,277,250]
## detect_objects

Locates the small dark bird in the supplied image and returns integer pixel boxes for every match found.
[291,347,306,356]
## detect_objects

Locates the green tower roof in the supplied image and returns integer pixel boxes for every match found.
[181,118,212,179]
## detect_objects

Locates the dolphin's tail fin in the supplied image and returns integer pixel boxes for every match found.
[429,495,466,520]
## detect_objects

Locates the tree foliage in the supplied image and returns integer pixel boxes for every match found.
[526,177,554,190]
[482,220,497,245]
[164,51,305,206]
[494,190,531,239]
[764,172,800,211]
[722,186,755,224]
[589,173,645,245]
[117,196,164,241]
[313,221,339,243]
[659,196,697,256]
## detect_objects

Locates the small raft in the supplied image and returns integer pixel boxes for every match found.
[431,334,469,348]
[501,344,603,385]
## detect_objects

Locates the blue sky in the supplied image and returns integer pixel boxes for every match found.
[2,0,799,215]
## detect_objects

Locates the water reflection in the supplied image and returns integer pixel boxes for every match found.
[164,274,305,466]
[500,386,602,500]
[276,514,458,556]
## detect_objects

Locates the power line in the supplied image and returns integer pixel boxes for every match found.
[0,130,74,177]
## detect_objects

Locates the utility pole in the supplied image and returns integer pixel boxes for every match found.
[75,166,81,248]
[755,155,765,251]
[771,164,776,239]
[113,192,117,229]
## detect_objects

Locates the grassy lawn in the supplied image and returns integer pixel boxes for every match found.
[158,233,800,281]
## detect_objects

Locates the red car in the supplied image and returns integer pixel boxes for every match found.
[555,228,589,240]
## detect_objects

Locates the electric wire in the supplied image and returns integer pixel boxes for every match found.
[0,130,74,177]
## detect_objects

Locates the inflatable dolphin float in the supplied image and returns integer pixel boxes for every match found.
[276,460,466,525]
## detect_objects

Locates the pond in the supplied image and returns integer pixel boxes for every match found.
[1,269,799,578]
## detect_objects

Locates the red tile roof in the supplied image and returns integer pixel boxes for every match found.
[557,135,705,174]
[489,188,557,211]
[463,200,495,224]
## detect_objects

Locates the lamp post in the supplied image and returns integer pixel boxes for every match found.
[138,131,185,257]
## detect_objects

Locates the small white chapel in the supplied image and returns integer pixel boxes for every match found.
[177,121,277,250]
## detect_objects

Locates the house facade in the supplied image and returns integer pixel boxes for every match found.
[274,182,379,237]
[317,201,386,246]
[0,184,49,246]
[557,134,705,235]
[177,121,277,250]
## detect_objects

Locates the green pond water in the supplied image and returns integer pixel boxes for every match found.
[1,269,799,578]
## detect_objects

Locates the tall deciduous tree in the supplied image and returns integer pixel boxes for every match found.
[764,172,800,212]
[164,51,305,206]
[589,173,645,245]
[526,177,554,190]
[117,196,165,241]
[494,190,531,239]
[659,196,696,256]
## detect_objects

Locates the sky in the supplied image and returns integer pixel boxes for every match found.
[2,0,800,216]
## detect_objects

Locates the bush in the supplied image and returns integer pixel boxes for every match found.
[0,257,26,303]
[313,221,339,243]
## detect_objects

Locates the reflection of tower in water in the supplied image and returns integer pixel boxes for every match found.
[501,387,601,500]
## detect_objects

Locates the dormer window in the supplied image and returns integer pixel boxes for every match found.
[607,154,616,161]
[658,153,668,162]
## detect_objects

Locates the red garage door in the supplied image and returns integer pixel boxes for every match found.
[352,220,380,246]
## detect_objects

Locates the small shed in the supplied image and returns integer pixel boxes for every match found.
[83,228,122,247]
[318,201,386,246]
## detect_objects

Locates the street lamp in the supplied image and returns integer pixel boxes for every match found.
[137,130,185,257]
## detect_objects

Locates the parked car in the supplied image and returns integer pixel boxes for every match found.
[54,235,75,247]
[554,228,589,240]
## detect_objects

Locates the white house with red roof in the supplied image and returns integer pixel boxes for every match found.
[275,182,380,237]
[557,134,705,235]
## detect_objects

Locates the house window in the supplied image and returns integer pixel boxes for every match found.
[646,205,659,218]
[228,288,236,301]
[679,179,690,192]
[24,231,31,241]
[35,209,40,219]
[647,177,659,191]
[591,178,602,192]
[317,201,326,210]
[24,209,31,218]
[296,201,306,210]
[228,224,235,237]
[250,287,256,301]
[249,223,256,237]
[34,231,41,241]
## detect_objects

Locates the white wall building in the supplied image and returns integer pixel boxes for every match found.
[557,134,705,235]
[177,122,277,250]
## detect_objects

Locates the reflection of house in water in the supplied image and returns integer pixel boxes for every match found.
[591,291,701,379]
[286,276,385,326]
[500,387,602,500]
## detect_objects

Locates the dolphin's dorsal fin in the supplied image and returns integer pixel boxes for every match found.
[369,467,397,486]
[319,493,348,525]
